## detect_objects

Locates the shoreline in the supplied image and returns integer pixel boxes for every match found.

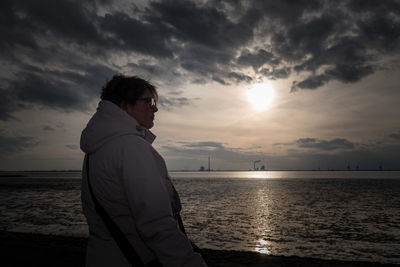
[0,231,397,267]
[2,170,400,173]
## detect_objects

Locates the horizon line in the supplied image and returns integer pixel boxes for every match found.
[1,169,399,172]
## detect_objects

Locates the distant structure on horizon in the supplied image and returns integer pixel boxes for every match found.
[199,156,212,171]
[343,160,386,171]
[346,161,351,171]
[378,161,383,171]
[252,160,266,171]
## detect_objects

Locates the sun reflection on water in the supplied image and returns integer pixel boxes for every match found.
[246,171,270,179]
[255,239,271,254]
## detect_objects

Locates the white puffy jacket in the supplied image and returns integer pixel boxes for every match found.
[80,100,206,267]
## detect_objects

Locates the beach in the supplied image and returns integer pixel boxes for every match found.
[1,231,397,267]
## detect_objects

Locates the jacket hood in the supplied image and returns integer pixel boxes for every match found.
[80,100,156,154]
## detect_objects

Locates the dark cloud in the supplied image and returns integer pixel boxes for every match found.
[296,138,355,151]
[42,125,54,131]
[260,67,291,80]
[291,75,329,91]
[237,49,279,71]
[126,60,182,86]
[227,72,253,83]
[326,64,375,83]
[347,0,400,52]
[150,0,254,50]
[158,95,191,110]
[18,0,100,44]
[275,137,356,151]
[192,78,207,84]
[389,133,400,141]
[0,2,34,52]
[212,75,229,85]
[0,88,18,120]
[254,0,323,24]
[11,72,86,110]
[240,0,399,91]
[183,141,225,149]
[0,132,39,155]
[1,62,115,117]
[1,0,400,119]
[65,144,78,150]
[101,12,174,58]
[59,64,116,97]
[179,43,234,80]
[271,14,337,63]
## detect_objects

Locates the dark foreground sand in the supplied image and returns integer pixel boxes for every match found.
[0,231,397,267]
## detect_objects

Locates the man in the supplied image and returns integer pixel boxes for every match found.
[80,74,207,266]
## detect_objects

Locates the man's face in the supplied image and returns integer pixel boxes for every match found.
[124,90,158,129]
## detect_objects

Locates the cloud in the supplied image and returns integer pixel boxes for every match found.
[296,138,355,151]
[162,137,400,170]
[0,132,39,155]
[158,95,192,110]
[237,49,279,71]
[42,125,54,131]
[227,72,253,83]
[286,1,400,90]
[274,137,356,151]
[0,1,38,51]
[1,0,400,119]
[325,64,375,83]
[291,75,329,91]
[65,144,78,150]
[179,43,234,80]
[1,62,115,117]
[150,0,254,50]
[11,72,87,110]
[183,141,225,149]
[388,133,400,141]
[20,0,100,44]
[162,140,271,170]
[0,88,19,120]
[285,143,400,170]
[260,67,291,80]
[273,135,400,170]
[101,11,174,58]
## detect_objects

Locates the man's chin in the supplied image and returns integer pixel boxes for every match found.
[146,122,154,129]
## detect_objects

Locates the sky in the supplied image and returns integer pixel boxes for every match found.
[1,0,400,171]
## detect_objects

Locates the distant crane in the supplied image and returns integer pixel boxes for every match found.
[253,160,261,171]
[346,161,351,171]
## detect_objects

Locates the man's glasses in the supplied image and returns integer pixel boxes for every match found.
[138,97,157,108]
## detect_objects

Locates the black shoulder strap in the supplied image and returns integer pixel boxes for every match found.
[85,154,159,267]
[177,213,187,236]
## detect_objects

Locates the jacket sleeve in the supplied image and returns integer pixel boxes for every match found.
[121,138,207,267]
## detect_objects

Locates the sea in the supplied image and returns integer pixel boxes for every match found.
[0,170,399,264]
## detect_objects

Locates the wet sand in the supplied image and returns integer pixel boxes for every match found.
[0,231,397,267]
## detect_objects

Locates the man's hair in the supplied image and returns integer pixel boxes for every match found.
[101,74,158,107]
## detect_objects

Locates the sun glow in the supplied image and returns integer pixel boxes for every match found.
[246,82,275,110]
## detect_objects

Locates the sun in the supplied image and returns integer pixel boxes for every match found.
[246,82,275,110]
